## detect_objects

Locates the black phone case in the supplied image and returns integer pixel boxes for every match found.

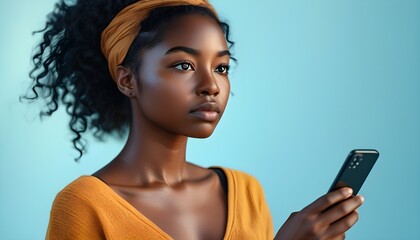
[328,149,380,195]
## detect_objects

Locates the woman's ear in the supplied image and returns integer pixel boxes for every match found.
[115,66,137,97]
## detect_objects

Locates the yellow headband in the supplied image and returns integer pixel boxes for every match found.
[101,0,218,81]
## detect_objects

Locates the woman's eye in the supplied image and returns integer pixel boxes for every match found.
[174,62,194,71]
[215,65,230,74]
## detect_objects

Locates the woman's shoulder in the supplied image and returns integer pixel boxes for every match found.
[213,166,271,216]
[210,165,265,190]
[57,175,101,192]
[47,176,108,238]
[52,175,107,206]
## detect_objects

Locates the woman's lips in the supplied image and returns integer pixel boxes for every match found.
[190,102,220,122]
[190,111,219,121]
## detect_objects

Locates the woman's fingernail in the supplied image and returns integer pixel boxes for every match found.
[358,195,364,203]
[341,187,353,196]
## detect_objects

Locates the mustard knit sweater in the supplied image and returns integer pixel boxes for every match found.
[46,166,274,239]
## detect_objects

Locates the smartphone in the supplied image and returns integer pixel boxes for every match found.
[328,149,380,195]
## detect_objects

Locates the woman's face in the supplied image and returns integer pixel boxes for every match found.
[134,14,231,138]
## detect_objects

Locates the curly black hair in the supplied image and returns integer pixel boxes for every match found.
[19,0,236,162]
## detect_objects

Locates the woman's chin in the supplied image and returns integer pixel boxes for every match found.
[187,127,216,139]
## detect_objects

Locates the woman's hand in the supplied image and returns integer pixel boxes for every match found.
[274,187,364,240]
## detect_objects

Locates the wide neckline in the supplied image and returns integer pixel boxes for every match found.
[82,165,234,240]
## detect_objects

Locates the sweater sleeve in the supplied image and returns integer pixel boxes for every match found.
[229,168,275,240]
[259,184,274,240]
[45,188,105,240]
[248,174,274,240]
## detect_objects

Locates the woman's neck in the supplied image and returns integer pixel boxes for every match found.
[97,104,190,187]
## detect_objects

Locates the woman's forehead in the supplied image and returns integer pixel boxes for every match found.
[161,14,228,51]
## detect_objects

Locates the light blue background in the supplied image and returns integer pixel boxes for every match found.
[1,0,419,239]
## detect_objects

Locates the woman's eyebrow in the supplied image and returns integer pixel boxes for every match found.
[217,50,231,57]
[165,46,231,57]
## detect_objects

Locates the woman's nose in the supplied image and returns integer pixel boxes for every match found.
[195,70,220,97]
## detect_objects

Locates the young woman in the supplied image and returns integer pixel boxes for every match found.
[21,0,364,239]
